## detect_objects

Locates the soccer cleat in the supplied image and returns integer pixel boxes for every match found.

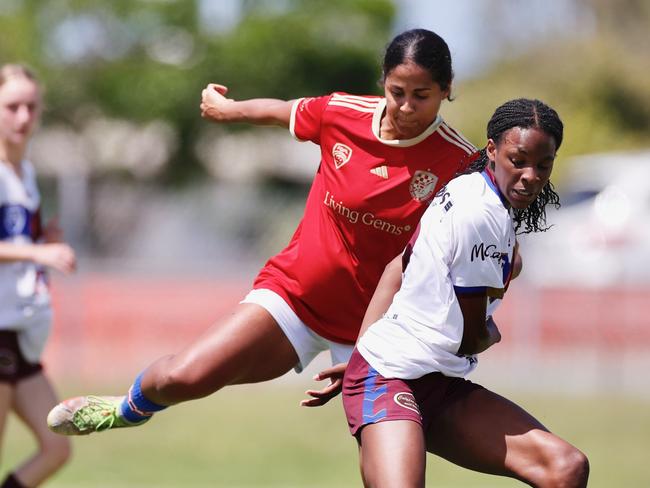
[47,395,149,435]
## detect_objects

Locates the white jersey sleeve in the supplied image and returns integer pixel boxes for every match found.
[447,197,510,294]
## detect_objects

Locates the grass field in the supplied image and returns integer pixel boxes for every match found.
[4,383,650,487]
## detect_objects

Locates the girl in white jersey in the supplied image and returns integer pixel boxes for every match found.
[0,65,76,488]
[342,99,590,487]
[48,30,478,440]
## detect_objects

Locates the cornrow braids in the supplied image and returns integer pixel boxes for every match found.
[461,98,563,234]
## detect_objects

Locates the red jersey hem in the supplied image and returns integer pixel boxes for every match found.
[252,279,356,345]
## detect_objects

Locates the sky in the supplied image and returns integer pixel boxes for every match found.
[394,0,594,79]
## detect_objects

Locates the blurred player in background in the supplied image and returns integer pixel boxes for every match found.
[342,99,589,487]
[47,29,477,436]
[0,64,76,488]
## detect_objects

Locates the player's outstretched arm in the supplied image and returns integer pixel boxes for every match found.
[200,83,294,128]
[358,254,403,340]
[0,242,76,274]
[300,363,347,408]
[300,254,403,408]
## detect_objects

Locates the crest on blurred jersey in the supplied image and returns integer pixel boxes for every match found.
[3,205,27,236]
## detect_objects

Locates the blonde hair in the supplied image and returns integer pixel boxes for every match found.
[0,63,38,87]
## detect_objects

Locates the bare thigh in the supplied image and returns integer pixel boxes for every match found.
[143,303,299,403]
[425,387,579,485]
[359,420,426,488]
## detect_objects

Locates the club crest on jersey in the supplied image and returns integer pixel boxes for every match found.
[332,143,352,169]
[409,170,439,202]
[3,205,27,236]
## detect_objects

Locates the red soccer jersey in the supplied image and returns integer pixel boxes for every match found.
[253,93,476,344]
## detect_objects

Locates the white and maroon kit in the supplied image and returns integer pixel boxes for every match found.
[357,170,516,379]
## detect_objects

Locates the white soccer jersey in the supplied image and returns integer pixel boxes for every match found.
[357,170,515,379]
[0,160,51,334]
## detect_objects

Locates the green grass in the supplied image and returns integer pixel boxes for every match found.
[4,384,650,487]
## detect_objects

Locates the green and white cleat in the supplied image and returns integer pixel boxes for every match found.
[47,395,149,435]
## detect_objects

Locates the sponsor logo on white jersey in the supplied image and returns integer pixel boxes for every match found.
[332,143,352,169]
[470,242,502,262]
[409,170,438,202]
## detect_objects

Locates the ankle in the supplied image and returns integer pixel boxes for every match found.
[120,372,167,423]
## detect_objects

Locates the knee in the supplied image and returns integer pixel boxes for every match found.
[546,444,589,488]
[40,434,72,470]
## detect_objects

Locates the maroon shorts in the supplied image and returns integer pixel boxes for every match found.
[342,348,483,436]
[0,330,43,384]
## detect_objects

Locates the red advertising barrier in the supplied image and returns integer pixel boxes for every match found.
[42,274,650,382]
[44,274,250,381]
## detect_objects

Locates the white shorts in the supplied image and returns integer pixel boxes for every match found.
[241,289,354,373]
[1,305,53,363]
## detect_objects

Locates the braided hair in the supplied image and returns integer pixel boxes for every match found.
[465,98,564,234]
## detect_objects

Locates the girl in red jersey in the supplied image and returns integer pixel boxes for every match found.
[47,29,476,435]
[0,65,76,488]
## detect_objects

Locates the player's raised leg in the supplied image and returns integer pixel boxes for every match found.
[425,387,589,487]
[48,303,299,435]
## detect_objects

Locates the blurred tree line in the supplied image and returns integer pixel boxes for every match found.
[0,0,394,185]
[0,0,648,186]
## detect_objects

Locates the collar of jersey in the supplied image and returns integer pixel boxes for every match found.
[371,98,443,147]
[0,159,28,180]
[481,168,510,208]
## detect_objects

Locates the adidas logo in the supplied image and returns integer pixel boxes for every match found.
[370,166,388,179]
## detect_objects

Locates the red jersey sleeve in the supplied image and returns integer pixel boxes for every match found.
[289,94,333,144]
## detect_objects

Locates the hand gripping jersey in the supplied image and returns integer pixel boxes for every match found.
[253,93,475,344]
[0,160,50,330]
[357,170,515,379]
